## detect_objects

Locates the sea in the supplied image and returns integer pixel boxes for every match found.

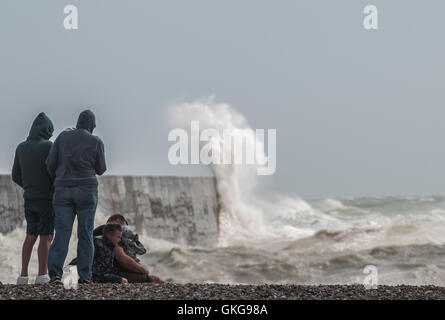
[2,98,445,286]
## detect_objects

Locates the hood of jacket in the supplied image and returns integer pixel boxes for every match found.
[27,112,54,141]
[76,109,96,133]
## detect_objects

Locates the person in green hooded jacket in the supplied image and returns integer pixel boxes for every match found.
[12,112,55,285]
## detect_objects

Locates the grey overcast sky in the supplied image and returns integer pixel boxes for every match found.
[0,0,444,199]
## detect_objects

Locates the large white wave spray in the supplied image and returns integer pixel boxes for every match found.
[168,96,322,244]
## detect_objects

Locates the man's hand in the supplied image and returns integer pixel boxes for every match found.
[114,245,149,274]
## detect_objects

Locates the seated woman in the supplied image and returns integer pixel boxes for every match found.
[96,215,164,283]
[70,214,147,266]
[95,214,148,262]
[92,224,128,284]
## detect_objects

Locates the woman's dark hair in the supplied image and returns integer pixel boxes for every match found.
[107,214,128,225]
[103,224,122,236]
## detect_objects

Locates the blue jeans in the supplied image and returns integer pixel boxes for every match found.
[48,185,98,281]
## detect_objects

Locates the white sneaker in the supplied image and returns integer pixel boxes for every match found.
[35,274,50,284]
[16,275,29,285]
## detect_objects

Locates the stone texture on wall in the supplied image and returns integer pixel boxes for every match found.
[0,175,24,234]
[98,176,220,247]
[0,175,220,247]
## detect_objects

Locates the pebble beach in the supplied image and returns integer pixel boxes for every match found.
[0,283,444,300]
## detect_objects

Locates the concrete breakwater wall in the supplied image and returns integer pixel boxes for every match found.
[0,175,220,247]
[0,175,24,235]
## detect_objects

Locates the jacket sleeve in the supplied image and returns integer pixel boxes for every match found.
[46,136,59,180]
[95,139,107,176]
[11,150,23,188]
[133,241,147,255]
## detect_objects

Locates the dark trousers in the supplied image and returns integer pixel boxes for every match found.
[48,185,98,281]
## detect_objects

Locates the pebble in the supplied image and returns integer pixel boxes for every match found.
[0,283,444,300]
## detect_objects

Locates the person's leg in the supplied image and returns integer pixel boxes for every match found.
[48,187,76,279]
[114,268,150,283]
[20,235,37,277]
[75,185,98,282]
[114,267,165,283]
[37,235,53,275]
[103,274,125,284]
[121,271,163,283]
[37,201,55,276]
[20,200,39,277]
[147,275,165,284]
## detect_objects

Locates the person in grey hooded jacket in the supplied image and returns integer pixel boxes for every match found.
[46,109,106,284]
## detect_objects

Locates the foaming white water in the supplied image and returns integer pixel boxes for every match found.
[0,209,108,284]
[168,96,319,244]
[4,191,445,285]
